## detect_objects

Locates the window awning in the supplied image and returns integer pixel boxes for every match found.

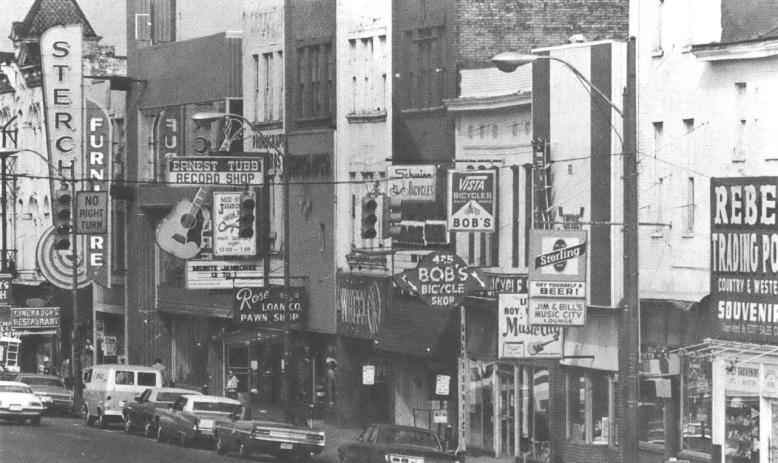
[669,338,778,365]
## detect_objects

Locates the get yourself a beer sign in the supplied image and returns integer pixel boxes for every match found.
[528,230,588,326]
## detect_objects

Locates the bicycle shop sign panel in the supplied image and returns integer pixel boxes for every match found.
[448,169,496,232]
[394,251,487,308]
[388,165,436,202]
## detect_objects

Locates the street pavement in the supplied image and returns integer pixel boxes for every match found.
[0,414,513,463]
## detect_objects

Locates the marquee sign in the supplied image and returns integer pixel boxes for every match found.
[186,259,264,289]
[167,157,264,186]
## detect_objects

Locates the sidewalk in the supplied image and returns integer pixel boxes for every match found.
[248,403,515,463]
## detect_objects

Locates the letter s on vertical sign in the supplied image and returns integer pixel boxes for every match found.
[52,41,70,58]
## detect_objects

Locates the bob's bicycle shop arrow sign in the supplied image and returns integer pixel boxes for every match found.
[394,250,487,308]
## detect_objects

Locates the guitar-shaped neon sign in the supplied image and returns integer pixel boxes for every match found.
[155,187,211,259]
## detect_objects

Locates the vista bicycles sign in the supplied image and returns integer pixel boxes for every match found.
[447,170,496,232]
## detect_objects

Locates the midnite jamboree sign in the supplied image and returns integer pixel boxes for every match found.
[710,177,778,342]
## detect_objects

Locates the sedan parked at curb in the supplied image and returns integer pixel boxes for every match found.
[338,424,461,463]
[13,373,74,415]
[0,381,44,425]
[213,411,325,461]
[122,387,202,436]
[155,394,242,446]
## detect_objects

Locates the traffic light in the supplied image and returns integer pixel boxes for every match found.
[238,192,256,239]
[387,195,403,241]
[361,196,379,239]
[53,183,72,250]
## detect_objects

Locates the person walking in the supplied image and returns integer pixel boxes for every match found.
[42,357,57,376]
[60,358,73,389]
[152,358,167,386]
[226,370,239,400]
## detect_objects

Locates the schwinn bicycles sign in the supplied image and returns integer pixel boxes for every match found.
[447,170,496,232]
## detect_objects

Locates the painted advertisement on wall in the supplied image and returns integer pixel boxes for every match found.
[710,177,778,342]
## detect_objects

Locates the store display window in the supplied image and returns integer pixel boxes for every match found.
[639,378,666,445]
[468,359,495,451]
[518,367,550,461]
[566,367,614,445]
[683,356,712,454]
[724,396,759,462]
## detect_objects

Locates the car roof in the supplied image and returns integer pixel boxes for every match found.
[369,423,437,434]
[0,381,31,388]
[16,373,61,380]
[182,394,240,404]
[88,364,160,373]
[151,387,202,395]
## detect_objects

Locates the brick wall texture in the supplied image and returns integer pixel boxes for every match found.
[455,0,629,64]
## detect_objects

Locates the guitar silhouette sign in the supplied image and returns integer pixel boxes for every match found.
[527,332,561,356]
[155,187,211,259]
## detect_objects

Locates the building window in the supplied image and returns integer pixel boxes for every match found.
[468,126,474,139]
[734,119,747,162]
[112,206,126,272]
[653,0,664,53]
[348,35,387,116]
[639,377,669,445]
[684,176,695,233]
[479,125,485,138]
[256,50,283,123]
[513,122,518,136]
[493,124,498,138]
[297,43,334,121]
[402,26,445,109]
[683,356,712,454]
[653,121,663,157]
[567,368,614,445]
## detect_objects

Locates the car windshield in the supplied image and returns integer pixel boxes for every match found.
[191,402,241,414]
[378,428,441,450]
[0,385,32,394]
[20,377,65,388]
[156,392,184,403]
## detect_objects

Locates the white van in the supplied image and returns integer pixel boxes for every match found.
[82,364,162,428]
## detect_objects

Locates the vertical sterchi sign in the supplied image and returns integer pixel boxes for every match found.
[41,25,83,177]
[711,177,778,342]
[85,99,112,287]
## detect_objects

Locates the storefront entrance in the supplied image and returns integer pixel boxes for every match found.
[498,369,515,456]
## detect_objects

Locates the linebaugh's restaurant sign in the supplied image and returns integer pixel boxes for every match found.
[710,177,778,342]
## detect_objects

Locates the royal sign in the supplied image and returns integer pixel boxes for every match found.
[167,157,264,186]
[447,170,496,232]
[233,286,307,327]
[498,293,563,359]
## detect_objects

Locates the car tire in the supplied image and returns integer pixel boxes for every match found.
[144,418,155,438]
[99,411,109,429]
[30,416,41,426]
[85,405,96,427]
[215,433,228,455]
[238,441,250,459]
[157,425,166,443]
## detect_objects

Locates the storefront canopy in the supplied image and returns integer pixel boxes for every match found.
[670,338,778,365]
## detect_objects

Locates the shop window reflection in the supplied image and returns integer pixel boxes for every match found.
[683,356,712,454]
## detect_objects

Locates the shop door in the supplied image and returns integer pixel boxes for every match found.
[361,383,391,426]
[498,371,515,456]
[227,345,250,397]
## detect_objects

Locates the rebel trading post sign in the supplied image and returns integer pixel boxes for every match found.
[710,177,778,342]
[528,230,588,326]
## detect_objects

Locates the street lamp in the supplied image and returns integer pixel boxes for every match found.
[492,42,639,462]
[190,112,293,419]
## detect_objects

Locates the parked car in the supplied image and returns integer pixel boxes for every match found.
[82,364,163,429]
[338,424,460,463]
[155,394,242,446]
[13,373,73,415]
[122,387,202,436]
[0,380,44,425]
[213,410,325,461]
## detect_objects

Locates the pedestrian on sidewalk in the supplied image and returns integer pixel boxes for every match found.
[152,358,167,386]
[60,358,73,389]
[226,370,239,400]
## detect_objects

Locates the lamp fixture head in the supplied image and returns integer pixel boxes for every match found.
[491,51,539,73]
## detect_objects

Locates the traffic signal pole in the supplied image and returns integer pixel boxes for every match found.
[70,170,84,416]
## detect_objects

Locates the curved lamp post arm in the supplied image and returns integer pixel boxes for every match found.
[544,56,624,117]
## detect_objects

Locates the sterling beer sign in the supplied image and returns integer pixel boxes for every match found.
[710,177,778,342]
[528,230,588,326]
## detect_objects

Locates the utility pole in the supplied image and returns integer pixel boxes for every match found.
[620,36,640,462]
[282,136,293,422]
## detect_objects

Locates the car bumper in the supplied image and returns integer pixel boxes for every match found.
[0,409,43,419]
[43,401,73,414]
[248,438,325,456]
[102,409,124,419]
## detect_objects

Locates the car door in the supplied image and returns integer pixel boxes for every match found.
[130,389,151,425]
[163,397,188,437]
